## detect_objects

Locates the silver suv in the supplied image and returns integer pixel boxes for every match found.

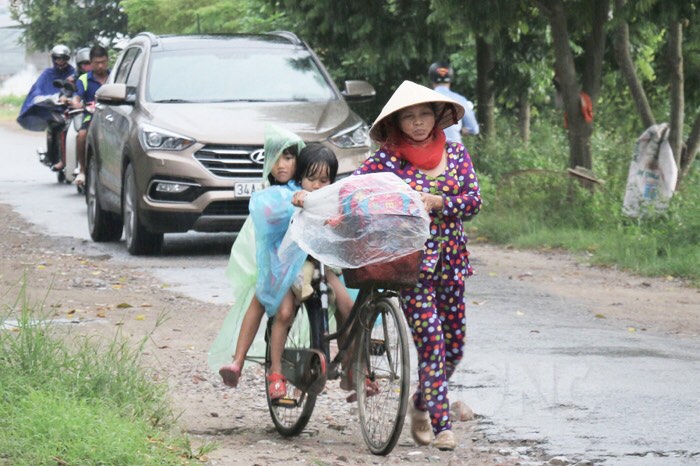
[86,32,374,255]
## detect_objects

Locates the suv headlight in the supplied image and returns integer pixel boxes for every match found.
[329,123,370,149]
[139,124,195,151]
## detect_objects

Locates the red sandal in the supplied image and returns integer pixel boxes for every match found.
[267,372,287,399]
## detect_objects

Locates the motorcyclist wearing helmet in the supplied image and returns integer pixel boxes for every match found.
[17,45,77,171]
[428,61,479,144]
[74,47,92,77]
[71,45,111,187]
[17,44,76,132]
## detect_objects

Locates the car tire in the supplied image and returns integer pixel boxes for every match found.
[87,156,123,242]
[123,163,163,255]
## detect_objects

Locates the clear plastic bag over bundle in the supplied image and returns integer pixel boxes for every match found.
[282,172,430,269]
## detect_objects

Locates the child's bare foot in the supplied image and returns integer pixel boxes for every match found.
[345,378,380,403]
[219,362,242,388]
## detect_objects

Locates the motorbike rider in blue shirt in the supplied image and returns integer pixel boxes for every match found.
[71,45,110,187]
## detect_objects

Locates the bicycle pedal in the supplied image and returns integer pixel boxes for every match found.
[272,397,298,408]
[369,339,386,356]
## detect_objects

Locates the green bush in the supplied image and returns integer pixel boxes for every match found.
[0,94,24,121]
[473,111,700,285]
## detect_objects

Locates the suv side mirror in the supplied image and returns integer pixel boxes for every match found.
[96,83,135,105]
[342,80,375,103]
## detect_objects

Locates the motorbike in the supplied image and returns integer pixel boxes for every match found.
[34,79,84,193]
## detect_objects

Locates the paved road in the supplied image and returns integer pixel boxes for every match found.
[1,124,699,465]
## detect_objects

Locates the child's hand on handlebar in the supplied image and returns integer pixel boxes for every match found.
[292,190,309,208]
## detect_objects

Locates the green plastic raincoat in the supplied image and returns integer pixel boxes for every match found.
[207,125,305,371]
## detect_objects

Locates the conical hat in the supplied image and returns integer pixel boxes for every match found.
[369,80,465,142]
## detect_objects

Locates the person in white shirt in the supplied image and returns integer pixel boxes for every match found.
[428,61,479,144]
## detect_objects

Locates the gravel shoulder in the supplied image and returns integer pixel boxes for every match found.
[2,202,698,465]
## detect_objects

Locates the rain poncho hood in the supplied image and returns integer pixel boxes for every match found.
[17,64,76,131]
[262,124,306,186]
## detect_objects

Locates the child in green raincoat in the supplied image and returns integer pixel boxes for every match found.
[208,124,304,396]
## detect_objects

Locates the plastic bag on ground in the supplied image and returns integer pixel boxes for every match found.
[623,123,678,217]
[281,172,430,269]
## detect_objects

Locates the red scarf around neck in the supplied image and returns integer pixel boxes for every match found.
[390,128,446,170]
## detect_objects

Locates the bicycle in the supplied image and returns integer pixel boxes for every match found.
[263,251,421,455]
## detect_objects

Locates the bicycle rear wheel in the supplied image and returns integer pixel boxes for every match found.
[354,296,410,455]
[265,310,318,436]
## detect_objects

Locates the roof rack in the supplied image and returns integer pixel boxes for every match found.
[267,30,302,46]
[135,31,159,47]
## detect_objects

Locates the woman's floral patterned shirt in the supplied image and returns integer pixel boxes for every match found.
[353,142,481,285]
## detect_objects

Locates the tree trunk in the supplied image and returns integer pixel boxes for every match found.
[667,20,684,169]
[539,0,592,170]
[612,0,656,129]
[518,93,530,143]
[582,0,609,104]
[679,113,700,185]
[476,35,495,138]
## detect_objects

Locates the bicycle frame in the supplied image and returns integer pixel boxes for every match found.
[305,263,400,382]
[266,258,411,454]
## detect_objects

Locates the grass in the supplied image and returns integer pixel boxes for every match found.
[0,94,23,122]
[472,114,700,286]
[0,282,215,466]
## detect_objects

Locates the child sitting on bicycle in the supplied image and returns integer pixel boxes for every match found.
[213,140,354,399]
[266,143,355,398]
[210,124,304,391]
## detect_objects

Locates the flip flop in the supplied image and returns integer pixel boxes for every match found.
[73,173,85,187]
[267,372,287,399]
[219,362,241,388]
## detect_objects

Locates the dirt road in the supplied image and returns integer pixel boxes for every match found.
[2,202,699,465]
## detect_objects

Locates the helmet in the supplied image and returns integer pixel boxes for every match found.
[428,61,453,84]
[75,47,91,65]
[50,44,71,60]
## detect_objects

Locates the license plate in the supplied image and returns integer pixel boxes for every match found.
[234,182,263,198]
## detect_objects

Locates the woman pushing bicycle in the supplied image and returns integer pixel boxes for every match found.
[353,80,482,451]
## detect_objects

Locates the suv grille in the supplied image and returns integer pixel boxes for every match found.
[194,145,264,178]
[202,200,250,216]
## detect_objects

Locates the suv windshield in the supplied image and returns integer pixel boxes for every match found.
[147,48,336,103]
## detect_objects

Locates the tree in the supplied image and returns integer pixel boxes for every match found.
[430,0,523,139]
[10,0,127,51]
[122,0,286,36]
[613,0,700,186]
[535,0,611,173]
[261,0,446,119]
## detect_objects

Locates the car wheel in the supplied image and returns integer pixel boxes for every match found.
[123,164,163,255]
[87,156,123,242]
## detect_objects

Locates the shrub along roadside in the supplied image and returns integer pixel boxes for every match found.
[471,115,700,287]
[0,284,213,466]
[0,94,23,122]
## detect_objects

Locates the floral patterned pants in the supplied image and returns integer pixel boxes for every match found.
[400,272,466,434]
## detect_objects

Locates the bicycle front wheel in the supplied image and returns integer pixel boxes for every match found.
[354,296,410,455]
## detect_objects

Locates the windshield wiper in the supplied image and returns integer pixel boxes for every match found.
[154,98,192,103]
[215,99,268,103]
